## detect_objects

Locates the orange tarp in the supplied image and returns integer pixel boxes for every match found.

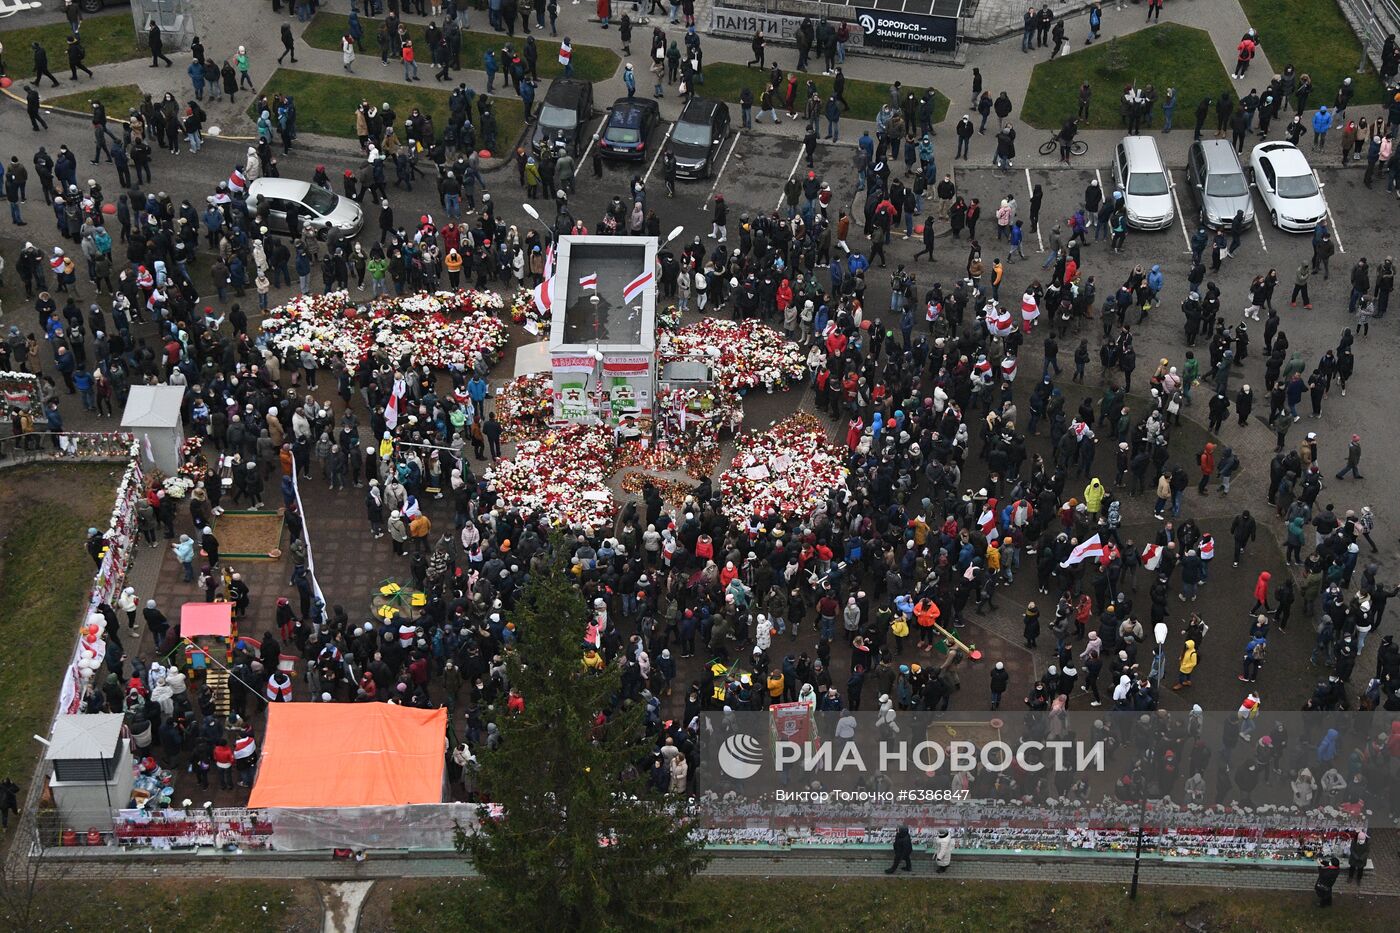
[248,704,447,808]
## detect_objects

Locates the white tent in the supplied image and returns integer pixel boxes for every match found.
[121,385,185,473]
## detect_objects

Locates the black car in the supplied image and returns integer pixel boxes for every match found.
[598,97,660,161]
[670,98,731,180]
[530,78,594,157]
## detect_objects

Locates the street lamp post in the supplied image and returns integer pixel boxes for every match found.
[1131,622,1169,900]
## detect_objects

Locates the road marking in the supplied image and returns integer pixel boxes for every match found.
[1315,170,1344,253]
[643,123,673,185]
[1168,171,1191,251]
[703,130,742,211]
[1254,213,1268,252]
[1024,168,1044,252]
[774,145,805,212]
[579,120,599,168]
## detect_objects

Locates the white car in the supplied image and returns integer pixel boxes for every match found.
[1113,136,1175,230]
[1249,142,1328,233]
[247,178,364,240]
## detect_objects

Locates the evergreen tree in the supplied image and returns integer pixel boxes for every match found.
[458,556,708,930]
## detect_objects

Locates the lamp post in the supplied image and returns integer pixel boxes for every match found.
[1130,622,1169,900]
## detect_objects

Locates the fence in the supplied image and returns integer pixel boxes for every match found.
[0,431,142,469]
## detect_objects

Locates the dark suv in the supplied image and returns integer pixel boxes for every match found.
[530,78,594,157]
[671,98,731,180]
[598,97,660,161]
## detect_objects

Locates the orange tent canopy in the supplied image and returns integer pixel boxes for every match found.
[248,704,447,808]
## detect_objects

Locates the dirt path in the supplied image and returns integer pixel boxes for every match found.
[323,880,374,933]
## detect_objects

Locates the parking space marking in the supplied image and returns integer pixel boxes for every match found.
[703,131,742,211]
[774,146,805,212]
[643,124,673,185]
[579,121,599,169]
[1315,170,1345,253]
[1168,172,1192,251]
[1023,168,1044,252]
[1254,212,1268,252]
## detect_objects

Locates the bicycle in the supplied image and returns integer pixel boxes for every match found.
[1038,132,1089,157]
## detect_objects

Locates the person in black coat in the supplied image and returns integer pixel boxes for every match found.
[32,42,59,87]
[149,22,173,67]
[884,825,913,873]
[1315,855,1341,906]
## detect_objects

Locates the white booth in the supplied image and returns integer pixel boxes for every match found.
[121,385,186,474]
[548,235,658,428]
[45,714,134,833]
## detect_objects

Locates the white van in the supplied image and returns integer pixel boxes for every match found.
[1113,136,1175,231]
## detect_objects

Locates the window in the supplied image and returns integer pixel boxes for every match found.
[538,104,575,130]
[303,186,338,215]
[672,119,713,147]
[1206,173,1248,197]
[1127,171,1169,197]
[1276,173,1319,199]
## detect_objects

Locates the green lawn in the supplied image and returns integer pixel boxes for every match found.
[49,83,145,118]
[0,880,321,932]
[1238,0,1387,105]
[0,12,142,71]
[303,13,620,83]
[377,877,1382,932]
[698,63,947,125]
[255,68,524,154]
[0,465,121,828]
[1021,25,1234,130]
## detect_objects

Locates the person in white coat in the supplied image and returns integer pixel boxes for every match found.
[342,35,356,73]
[933,828,954,872]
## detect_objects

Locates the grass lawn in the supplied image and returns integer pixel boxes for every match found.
[1238,0,1387,105]
[303,13,620,83]
[1021,25,1234,130]
[373,877,1380,932]
[49,83,145,118]
[255,68,524,154]
[0,879,321,932]
[0,12,142,71]
[0,464,121,830]
[698,63,947,125]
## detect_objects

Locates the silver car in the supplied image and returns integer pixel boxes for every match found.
[247,178,364,240]
[1186,140,1254,230]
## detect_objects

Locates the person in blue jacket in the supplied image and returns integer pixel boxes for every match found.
[1312,105,1332,150]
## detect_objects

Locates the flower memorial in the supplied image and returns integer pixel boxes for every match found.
[659,320,805,396]
[487,423,619,528]
[719,413,846,524]
[495,373,555,442]
[261,290,510,373]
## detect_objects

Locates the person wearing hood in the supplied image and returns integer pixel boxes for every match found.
[884,825,913,874]
[1250,570,1272,613]
[1347,830,1371,883]
[1082,477,1105,516]
[172,534,196,582]
[1196,442,1215,494]
[1173,639,1198,689]
[933,828,953,872]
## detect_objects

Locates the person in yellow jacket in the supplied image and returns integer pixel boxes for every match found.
[766,669,785,705]
[1173,639,1198,689]
[444,247,463,289]
[582,648,605,671]
[1083,477,1105,516]
[907,514,930,547]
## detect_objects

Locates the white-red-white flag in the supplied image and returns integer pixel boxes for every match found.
[1141,542,1163,571]
[622,269,654,304]
[1060,534,1104,568]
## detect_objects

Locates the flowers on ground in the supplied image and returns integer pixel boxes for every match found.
[719,413,846,524]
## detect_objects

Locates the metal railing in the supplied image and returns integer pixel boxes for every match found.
[0,431,138,469]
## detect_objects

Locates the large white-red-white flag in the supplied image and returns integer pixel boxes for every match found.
[622,269,654,304]
[578,271,598,290]
[1060,534,1104,568]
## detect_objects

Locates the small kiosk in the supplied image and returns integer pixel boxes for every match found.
[121,385,186,474]
[548,235,657,429]
[46,714,134,834]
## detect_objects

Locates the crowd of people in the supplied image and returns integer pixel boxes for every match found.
[0,0,1395,875]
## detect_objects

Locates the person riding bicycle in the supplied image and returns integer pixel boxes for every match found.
[1056,117,1080,164]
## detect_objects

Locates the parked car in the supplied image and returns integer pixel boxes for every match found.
[1112,136,1174,230]
[670,97,731,179]
[598,97,660,161]
[79,0,129,11]
[248,178,364,239]
[1186,139,1254,230]
[1249,141,1328,233]
[530,78,594,157]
